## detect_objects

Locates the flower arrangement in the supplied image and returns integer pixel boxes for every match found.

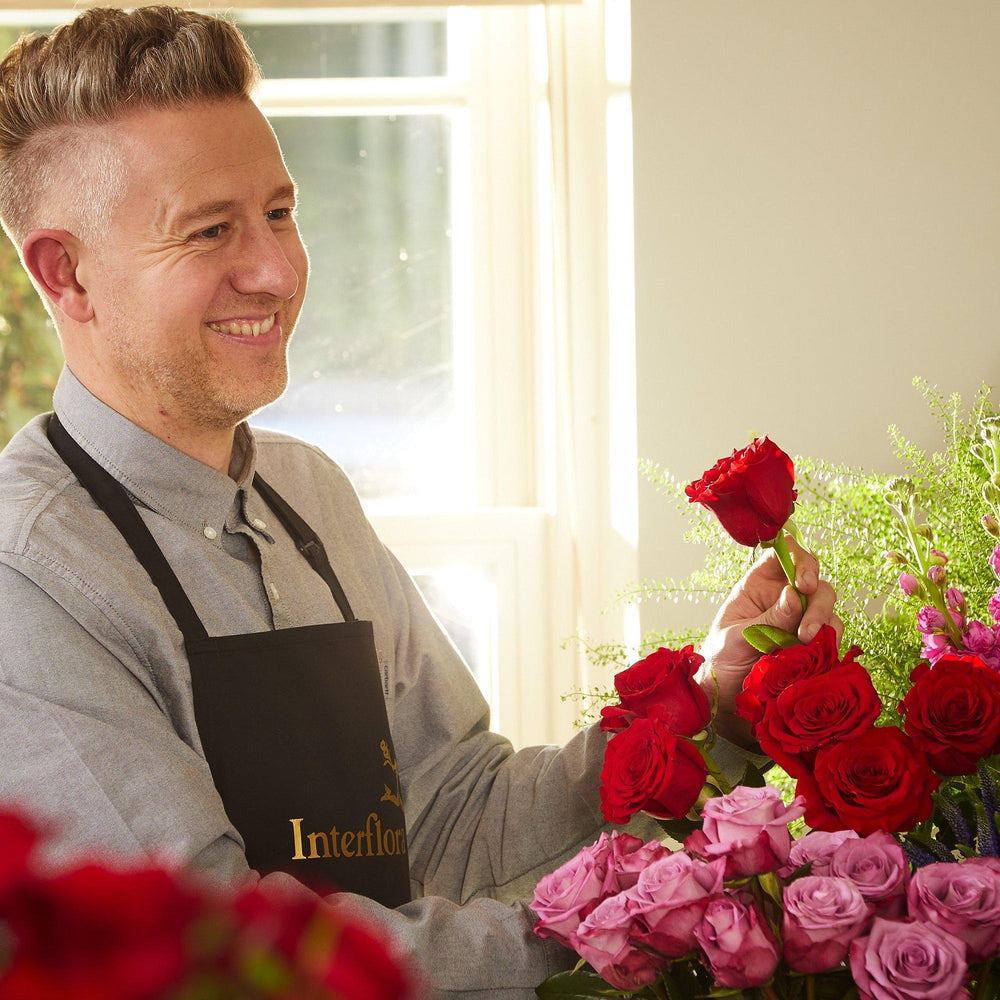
[0,808,418,1000]
[535,406,1000,999]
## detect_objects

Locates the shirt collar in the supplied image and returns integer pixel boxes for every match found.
[52,366,259,536]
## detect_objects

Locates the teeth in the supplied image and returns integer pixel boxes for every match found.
[208,314,276,337]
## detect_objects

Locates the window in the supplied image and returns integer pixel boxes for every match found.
[0,2,636,748]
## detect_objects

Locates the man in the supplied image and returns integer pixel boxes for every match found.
[0,8,837,996]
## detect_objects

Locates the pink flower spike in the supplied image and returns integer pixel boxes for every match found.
[991,544,1000,578]
[989,588,1000,624]
[898,573,920,597]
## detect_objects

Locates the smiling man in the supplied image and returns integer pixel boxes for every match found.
[0,8,838,998]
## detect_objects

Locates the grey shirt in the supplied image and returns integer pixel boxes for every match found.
[0,368,754,997]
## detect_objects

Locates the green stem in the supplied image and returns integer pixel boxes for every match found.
[972,959,993,1000]
[762,984,782,1000]
[703,749,734,796]
[769,531,807,612]
[806,975,816,1000]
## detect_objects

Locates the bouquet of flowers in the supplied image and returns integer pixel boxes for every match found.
[0,808,419,1000]
[534,420,1000,1000]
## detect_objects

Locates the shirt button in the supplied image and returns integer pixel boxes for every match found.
[252,517,267,531]
[203,525,218,540]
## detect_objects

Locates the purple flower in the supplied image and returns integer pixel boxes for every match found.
[531,842,612,947]
[627,852,725,958]
[779,829,859,879]
[782,876,870,973]
[962,621,1000,672]
[694,891,780,988]
[898,573,921,597]
[574,893,661,990]
[829,831,908,918]
[850,918,969,1000]
[908,860,1000,961]
[684,786,805,877]
[991,544,1000,578]
[927,565,946,585]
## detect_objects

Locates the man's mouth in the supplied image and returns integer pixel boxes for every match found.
[206,313,277,338]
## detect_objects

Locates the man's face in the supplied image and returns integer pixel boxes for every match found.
[77,98,309,434]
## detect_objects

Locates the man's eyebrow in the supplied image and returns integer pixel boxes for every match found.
[170,184,298,232]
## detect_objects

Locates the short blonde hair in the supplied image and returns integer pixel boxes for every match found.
[0,6,261,245]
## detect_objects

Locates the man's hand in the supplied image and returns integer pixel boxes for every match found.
[697,536,842,749]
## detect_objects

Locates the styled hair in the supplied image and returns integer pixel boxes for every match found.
[0,6,262,245]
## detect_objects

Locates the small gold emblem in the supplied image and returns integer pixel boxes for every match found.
[379,739,403,809]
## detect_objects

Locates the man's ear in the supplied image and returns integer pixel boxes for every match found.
[21,229,94,324]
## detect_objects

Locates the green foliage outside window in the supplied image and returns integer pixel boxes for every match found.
[0,232,63,450]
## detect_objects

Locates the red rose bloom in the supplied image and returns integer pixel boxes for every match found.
[600,708,708,824]
[601,646,710,738]
[685,437,797,546]
[808,727,939,835]
[901,655,1000,775]
[756,662,882,778]
[735,624,860,731]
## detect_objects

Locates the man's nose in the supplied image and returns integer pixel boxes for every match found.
[229,223,300,301]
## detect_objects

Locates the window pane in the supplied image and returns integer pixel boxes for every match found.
[255,114,472,506]
[234,18,447,79]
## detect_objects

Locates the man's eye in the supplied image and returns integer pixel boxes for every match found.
[195,224,224,240]
[266,207,294,222]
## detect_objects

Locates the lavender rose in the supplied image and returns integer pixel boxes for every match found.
[627,852,725,958]
[829,831,908,919]
[693,890,780,988]
[782,876,870,973]
[778,829,859,878]
[908,860,1000,962]
[574,893,661,990]
[850,918,970,1000]
[531,842,611,947]
[607,832,668,892]
[685,786,805,877]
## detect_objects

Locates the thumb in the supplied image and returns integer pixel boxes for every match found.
[759,585,802,632]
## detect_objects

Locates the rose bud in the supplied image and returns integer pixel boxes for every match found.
[574,894,661,990]
[693,891,780,989]
[849,918,969,1000]
[684,436,796,547]
[627,852,725,958]
[782,876,870,973]
[828,831,908,919]
[683,785,805,878]
[532,841,615,947]
[897,572,920,597]
[908,860,1000,962]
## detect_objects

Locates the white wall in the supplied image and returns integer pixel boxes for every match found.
[632,1,1000,634]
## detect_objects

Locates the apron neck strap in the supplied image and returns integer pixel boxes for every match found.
[47,414,210,642]
[252,473,356,623]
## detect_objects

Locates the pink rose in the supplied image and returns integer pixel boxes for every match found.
[574,894,661,990]
[531,844,611,948]
[850,918,970,1000]
[778,829,859,878]
[607,833,668,893]
[962,621,1000,671]
[782,875,870,973]
[908,860,1000,962]
[693,891,780,988]
[685,786,805,877]
[627,852,725,958]
[829,832,908,919]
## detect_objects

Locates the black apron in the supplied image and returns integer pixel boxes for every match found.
[47,416,411,908]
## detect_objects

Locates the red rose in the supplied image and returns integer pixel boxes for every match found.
[756,662,882,778]
[735,624,860,731]
[600,646,710,738]
[600,709,708,824]
[0,811,38,903]
[808,727,939,835]
[685,437,797,547]
[900,655,1000,775]
[0,864,203,1000]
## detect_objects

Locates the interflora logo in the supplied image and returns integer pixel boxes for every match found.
[289,741,407,861]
